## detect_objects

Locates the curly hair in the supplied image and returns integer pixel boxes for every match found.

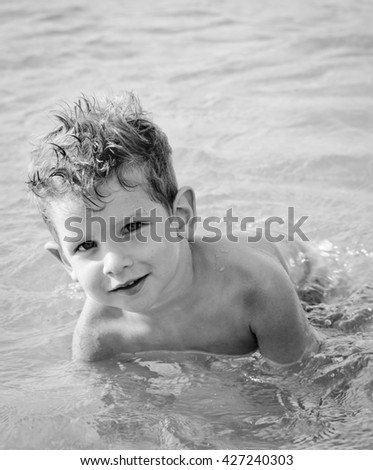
[27,93,178,225]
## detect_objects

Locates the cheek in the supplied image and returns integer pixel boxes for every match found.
[74,261,103,290]
[154,241,180,272]
[138,239,176,272]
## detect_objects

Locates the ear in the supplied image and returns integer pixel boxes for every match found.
[44,241,78,282]
[172,186,197,241]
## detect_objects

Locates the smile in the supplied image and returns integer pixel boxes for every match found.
[110,274,149,296]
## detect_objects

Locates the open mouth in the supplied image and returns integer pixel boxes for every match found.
[111,274,149,296]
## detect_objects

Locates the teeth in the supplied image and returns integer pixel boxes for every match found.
[112,278,143,291]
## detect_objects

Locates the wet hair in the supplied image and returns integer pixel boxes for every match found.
[27,92,178,226]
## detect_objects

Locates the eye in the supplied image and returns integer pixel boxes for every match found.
[122,221,143,234]
[75,241,96,252]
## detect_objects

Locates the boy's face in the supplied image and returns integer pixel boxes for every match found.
[50,176,191,314]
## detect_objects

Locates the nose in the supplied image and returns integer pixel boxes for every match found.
[102,249,133,277]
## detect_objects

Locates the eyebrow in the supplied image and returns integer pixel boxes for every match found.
[110,213,155,228]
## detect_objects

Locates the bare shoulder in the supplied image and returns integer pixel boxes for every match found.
[243,236,290,273]
[221,236,320,365]
[72,299,125,362]
[246,250,320,365]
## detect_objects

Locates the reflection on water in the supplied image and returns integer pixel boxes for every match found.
[1,0,373,450]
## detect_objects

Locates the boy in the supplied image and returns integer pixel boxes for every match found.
[27,93,320,364]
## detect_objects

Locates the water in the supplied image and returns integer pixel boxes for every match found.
[1,0,373,449]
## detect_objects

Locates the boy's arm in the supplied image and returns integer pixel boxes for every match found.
[72,299,152,361]
[72,300,125,362]
[72,303,101,362]
[249,258,320,365]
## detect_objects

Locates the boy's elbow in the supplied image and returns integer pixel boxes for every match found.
[72,324,125,362]
[260,324,321,367]
[72,337,113,362]
[72,322,104,362]
[72,332,97,362]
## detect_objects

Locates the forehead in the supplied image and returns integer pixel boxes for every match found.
[49,176,163,229]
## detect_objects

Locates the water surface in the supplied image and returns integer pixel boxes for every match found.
[1,0,373,449]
